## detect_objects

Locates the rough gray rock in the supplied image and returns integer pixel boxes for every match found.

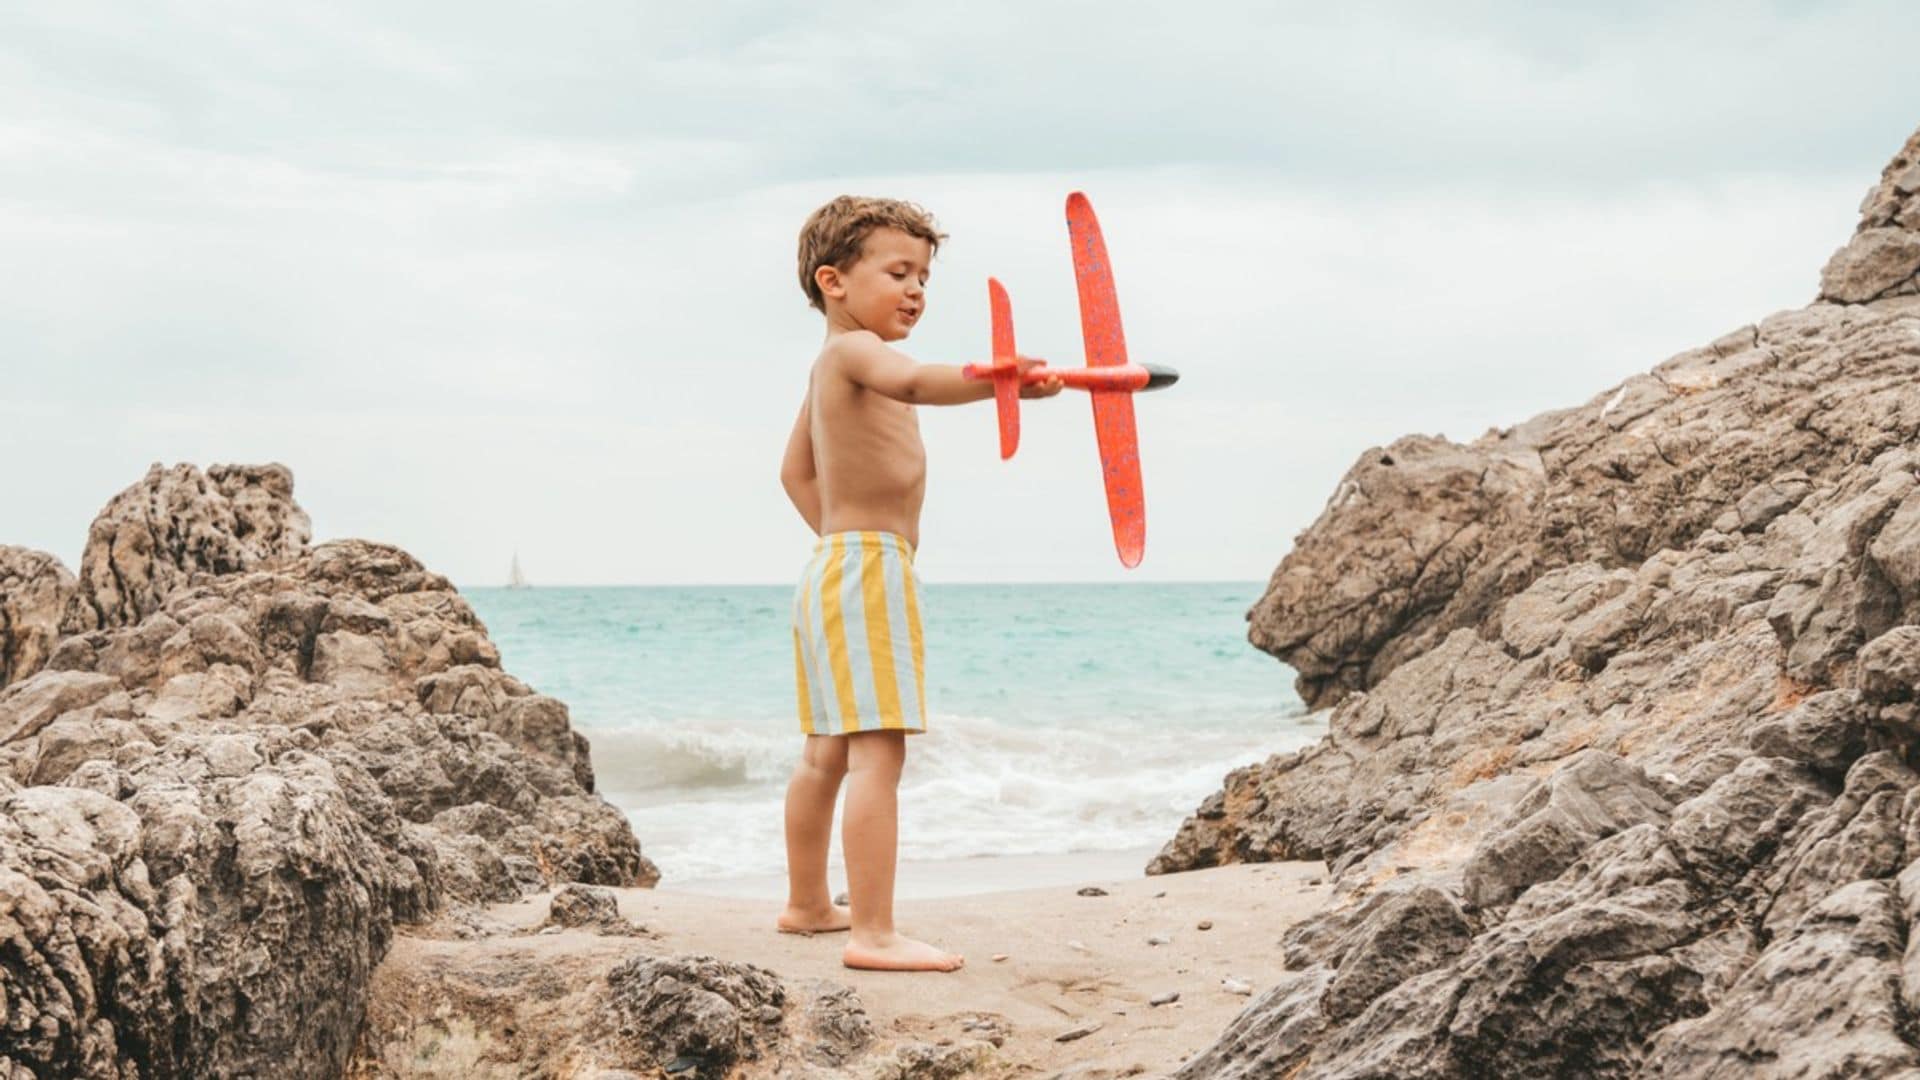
[1460,750,1673,910]
[0,464,655,1078]
[72,463,311,631]
[1822,128,1920,303]
[0,547,84,691]
[1168,124,1920,1077]
[599,954,787,1079]
[1643,880,1920,1077]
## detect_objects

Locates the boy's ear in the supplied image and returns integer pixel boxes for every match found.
[814,264,846,301]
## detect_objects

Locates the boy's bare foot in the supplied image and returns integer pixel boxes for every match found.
[776,904,852,935]
[843,933,965,972]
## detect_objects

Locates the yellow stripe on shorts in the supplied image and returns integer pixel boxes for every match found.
[859,531,905,729]
[894,533,927,722]
[792,626,814,735]
[820,533,860,733]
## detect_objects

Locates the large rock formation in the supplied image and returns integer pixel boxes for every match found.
[1163,126,1920,1076]
[0,465,656,1078]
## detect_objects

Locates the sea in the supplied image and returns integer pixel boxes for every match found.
[464,582,1323,888]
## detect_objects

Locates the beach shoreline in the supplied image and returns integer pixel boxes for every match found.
[664,845,1168,901]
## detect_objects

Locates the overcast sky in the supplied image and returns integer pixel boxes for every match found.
[4,2,1917,585]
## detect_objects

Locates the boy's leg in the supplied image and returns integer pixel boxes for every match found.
[779,734,851,933]
[841,730,963,972]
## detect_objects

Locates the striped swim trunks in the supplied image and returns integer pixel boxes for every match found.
[792,530,927,735]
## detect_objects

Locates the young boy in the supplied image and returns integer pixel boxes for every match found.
[777,196,1061,972]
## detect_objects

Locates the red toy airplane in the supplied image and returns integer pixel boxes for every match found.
[962,192,1178,568]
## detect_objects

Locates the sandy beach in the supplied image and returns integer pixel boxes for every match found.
[367,854,1332,1076]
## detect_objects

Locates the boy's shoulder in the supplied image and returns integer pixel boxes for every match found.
[813,330,886,379]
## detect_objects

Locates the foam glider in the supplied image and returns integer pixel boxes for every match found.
[961,192,1179,568]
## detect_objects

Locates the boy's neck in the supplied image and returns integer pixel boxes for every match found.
[823,305,898,343]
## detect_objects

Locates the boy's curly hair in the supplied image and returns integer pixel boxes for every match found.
[797,196,947,312]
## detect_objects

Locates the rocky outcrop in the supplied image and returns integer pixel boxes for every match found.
[0,547,83,690]
[1249,132,1920,715]
[0,464,656,1078]
[350,897,995,1079]
[1168,124,1920,1076]
[72,463,311,632]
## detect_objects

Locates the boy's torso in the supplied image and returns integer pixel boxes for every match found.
[809,351,927,550]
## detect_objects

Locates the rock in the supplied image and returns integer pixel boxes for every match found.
[1150,991,1180,1006]
[1147,934,1171,945]
[0,546,86,690]
[1055,1021,1102,1043]
[598,954,786,1078]
[73,463,310,630]
[0,669,120,745]
[796,982,872,1066]
[1247,434,1545,710]
[1319,885,1473,1023]
[1222,977,1253,995]
[1166,125,1920,1077]
[0,463,654,1078]
[1821,227,1920,303]
[1746,688,1869,775]
[1172,968,1336,1080]
[1198,919,1214,930]
[1076,885,1108,896]
[1461,751,1673,910]
[542,883,646,936]
[1643,881,1919,1077]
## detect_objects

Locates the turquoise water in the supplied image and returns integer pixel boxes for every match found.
[466,582,1320,882]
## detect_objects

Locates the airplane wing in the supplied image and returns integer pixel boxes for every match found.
[1066,192,1146,568]
[988,277,1021,460]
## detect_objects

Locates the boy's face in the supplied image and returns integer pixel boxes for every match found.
[822,227,931,342]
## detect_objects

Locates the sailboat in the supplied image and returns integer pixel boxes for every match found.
[507,552,529,590]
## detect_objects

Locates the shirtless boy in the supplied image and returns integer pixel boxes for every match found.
[777,196,1061,972]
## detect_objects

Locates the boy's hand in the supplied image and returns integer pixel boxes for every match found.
[1017,357,1064,399]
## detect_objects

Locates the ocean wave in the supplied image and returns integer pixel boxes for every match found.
[588,711,1325,882]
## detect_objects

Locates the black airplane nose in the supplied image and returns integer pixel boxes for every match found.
[1142,364,1180,391]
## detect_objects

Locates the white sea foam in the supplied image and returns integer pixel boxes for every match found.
[585,710,1324,883]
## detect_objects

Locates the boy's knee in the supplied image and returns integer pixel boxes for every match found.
[846,730,907,771]
[800,736,850,779]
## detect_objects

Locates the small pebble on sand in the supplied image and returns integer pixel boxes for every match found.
[1077,886,1109,897]
[1056,1021,1103,1043]
[1147,934,1170,946]
[992,953,1009,962]
[1068,940,1090,953]
[1153,891,1167,899]
[1197,920,1214,931]
[833,892,849,906]
[1222,978,1254,996]
[1149,991,1180,1006]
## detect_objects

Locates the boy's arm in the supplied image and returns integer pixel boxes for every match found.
[779,397,822,534]
[832,331,1060,405]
